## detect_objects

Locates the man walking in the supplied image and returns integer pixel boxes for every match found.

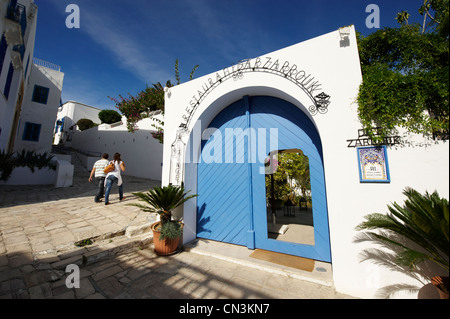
[89,153,109,203]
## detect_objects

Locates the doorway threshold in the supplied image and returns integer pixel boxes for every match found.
[184,239,333,287]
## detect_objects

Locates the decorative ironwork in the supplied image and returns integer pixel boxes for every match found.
[178,56,331,129]
[309,92,331,115]
[347,127,401,148]
[169,128,188,186]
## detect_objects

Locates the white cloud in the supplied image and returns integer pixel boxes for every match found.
[46,0,171,84]
[82,10,171,84]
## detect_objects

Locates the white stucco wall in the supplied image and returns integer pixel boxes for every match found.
[71,115,163,181]
[162,26,449,299]
[0,0,38,151]
[14,63,64,153]
[54,101,103,146]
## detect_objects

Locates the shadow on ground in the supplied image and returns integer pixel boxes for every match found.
[0,238,276,300]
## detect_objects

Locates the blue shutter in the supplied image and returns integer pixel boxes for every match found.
[4,63,14,100]
[23,122,41,142]
[0,35,8,76]
[32,85,50,104]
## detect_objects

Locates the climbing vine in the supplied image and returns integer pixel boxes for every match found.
[357,0,449,141]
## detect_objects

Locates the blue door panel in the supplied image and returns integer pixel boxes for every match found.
[197,96,331,262]
[197,99,250,246]
[249,97,331,262]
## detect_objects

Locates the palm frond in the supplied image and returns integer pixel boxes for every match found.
[128,184,198,224]
[356,187,449,271]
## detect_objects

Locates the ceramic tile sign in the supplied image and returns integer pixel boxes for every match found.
[357,146,390,183]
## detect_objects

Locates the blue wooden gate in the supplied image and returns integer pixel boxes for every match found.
[197,96,331,262]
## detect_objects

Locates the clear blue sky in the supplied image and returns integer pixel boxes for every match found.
[33,0,426,110]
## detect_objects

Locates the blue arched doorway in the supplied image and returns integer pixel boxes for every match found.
[196,96,331,262]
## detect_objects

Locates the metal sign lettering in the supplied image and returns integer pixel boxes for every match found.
[347,127,401,148]
[178,56,331,129]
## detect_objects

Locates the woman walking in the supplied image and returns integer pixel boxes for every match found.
[104,153,126,205]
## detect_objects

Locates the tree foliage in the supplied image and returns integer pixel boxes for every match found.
[77,118,96,131]
[109,60,199,143]
[98,109,122,124]
[357,0,449,140]
[265,152,311,202]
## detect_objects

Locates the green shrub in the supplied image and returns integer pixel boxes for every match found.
[159,221,182,240]
[0,150,15,181]
[98,109,122,124]
[0,149,56,181]
[77,119,96,131]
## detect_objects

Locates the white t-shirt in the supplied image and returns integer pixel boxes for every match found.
[105,160,124,186]
[93,159,109,178]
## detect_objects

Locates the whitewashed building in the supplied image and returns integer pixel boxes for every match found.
[1,0,69,187]
[70,112,164,181]
[1,0,38,152]
[13,58,64,153]
[54,101,103,147]
[1,0,64,154]
[162,26,449,299]
[54,101,164,181]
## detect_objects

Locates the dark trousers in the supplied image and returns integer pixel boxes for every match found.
[95,177,106,202]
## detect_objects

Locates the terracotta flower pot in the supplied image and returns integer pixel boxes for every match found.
[151,222,181,256]
[431,276,449,299]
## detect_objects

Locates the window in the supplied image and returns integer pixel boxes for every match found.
[32,85,49,104]
[24,54,30,80]
[0,34,7,76]
[3,63,14,100]
[22,122,41,142]
[265,150,314,246]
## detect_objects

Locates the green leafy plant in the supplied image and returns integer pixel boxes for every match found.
[77,118,97,131]
[75,238,93,247]
[1,150,56,181]
[129,184,197,239]
[159,221,182,241]
[0,150,15,181]
[356,187,449,272]
[35,152,56,170]
[98,109,122,124]
[15,150,55,172]
[130,184,197,225]
[357,1,449,141]
[109,59,199,142]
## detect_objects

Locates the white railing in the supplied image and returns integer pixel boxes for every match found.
[33,57,61,72]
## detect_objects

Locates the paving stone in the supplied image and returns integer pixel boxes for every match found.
[95,276,124,298]
[4,235,29,246]
[0,255,8,267]
[83,249,111,265]
[51,289,75,299]
[74,278,96,298]
[51,255,83,270]
[5,243,32,255]
[0,157,358,300]
[92,265,123,282]
[84,292,106,299]
[44,221,66,231]
[28,283,53,299]
[8,253,33,268]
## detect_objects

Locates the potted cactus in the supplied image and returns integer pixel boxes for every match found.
[130,184,197,255]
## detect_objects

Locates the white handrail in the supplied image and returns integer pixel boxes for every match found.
[32,57,61,72]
